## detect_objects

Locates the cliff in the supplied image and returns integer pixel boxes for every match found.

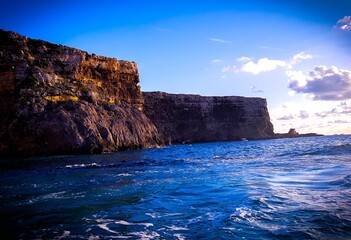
[143,92,274,144]
[0,29,277,157]
[0,30,161,156]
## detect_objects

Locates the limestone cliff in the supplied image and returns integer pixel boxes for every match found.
[0,29,277,157]
[143,92,274,144]
[0,30,161,156]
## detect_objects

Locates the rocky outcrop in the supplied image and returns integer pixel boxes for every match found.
[143,92,274,144]
[275,128,322,138]
[0,30,161,156]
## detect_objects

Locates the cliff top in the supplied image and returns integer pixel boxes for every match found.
[0,29,135,65]
[144,91,267,101]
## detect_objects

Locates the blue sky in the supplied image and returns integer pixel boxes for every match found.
[1,0,351,134]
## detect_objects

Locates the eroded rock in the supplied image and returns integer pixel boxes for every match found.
[0,29,161,156]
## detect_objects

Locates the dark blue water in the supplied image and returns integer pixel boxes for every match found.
[1,135,351,239]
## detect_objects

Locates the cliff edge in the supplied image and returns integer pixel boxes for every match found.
[0,30,161,156]
[143,91,274,144]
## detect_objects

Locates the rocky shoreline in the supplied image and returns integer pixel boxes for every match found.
[0,30,320,157]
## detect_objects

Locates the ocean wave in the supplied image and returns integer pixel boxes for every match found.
[331,174,351,187]
[65,163,101,169]
[276,143,351,158]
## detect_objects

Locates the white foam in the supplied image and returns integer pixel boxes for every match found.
[65,163,100,169]
[145,212,183,219]
[115,220,153,228]
[41,191,66,200]
[96,218,115,223]
[165,225,189,231]
[117,173,132,176]
[58,230,70,239]
[88,235,100,240]
[129,231,160,239]
[98,223,118,234]
[174,233,186,240]
[230,207,256,223]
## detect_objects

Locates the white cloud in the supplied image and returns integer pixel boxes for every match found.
[238,58,287,75]
[233,52,312,75]
[285,70,308,85]
[236,56,251,62]
[211,59,222,64]
[288,65,351,100]
[290,52,313,65]
[335,16,351,32]
[210,38,232,44]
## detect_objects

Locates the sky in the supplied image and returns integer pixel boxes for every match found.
[1,0,351,135]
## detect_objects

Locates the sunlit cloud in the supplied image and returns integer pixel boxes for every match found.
[210,38,232,44]
[236,56,251,62]
[237,58,287,75]
[288,66,351,100]
[290,52,313,65]
[230,52,313,75]
[335,16,351,32]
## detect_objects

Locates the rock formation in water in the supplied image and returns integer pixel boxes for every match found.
[275,128,322,138]
[143,92,274,144]
[0,29,161,156]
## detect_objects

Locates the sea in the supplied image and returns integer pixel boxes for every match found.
[0,135,351,240]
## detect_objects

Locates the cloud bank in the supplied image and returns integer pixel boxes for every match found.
[288,66,351,100]
[228,52,351,101]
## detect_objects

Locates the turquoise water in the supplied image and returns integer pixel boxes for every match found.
[1,135,351,239]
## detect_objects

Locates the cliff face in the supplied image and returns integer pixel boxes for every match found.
[0,29,277,157]
[143,92,274,144]
[0,30,161,156]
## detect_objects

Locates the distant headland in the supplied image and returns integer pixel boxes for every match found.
[0,30,321,157]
